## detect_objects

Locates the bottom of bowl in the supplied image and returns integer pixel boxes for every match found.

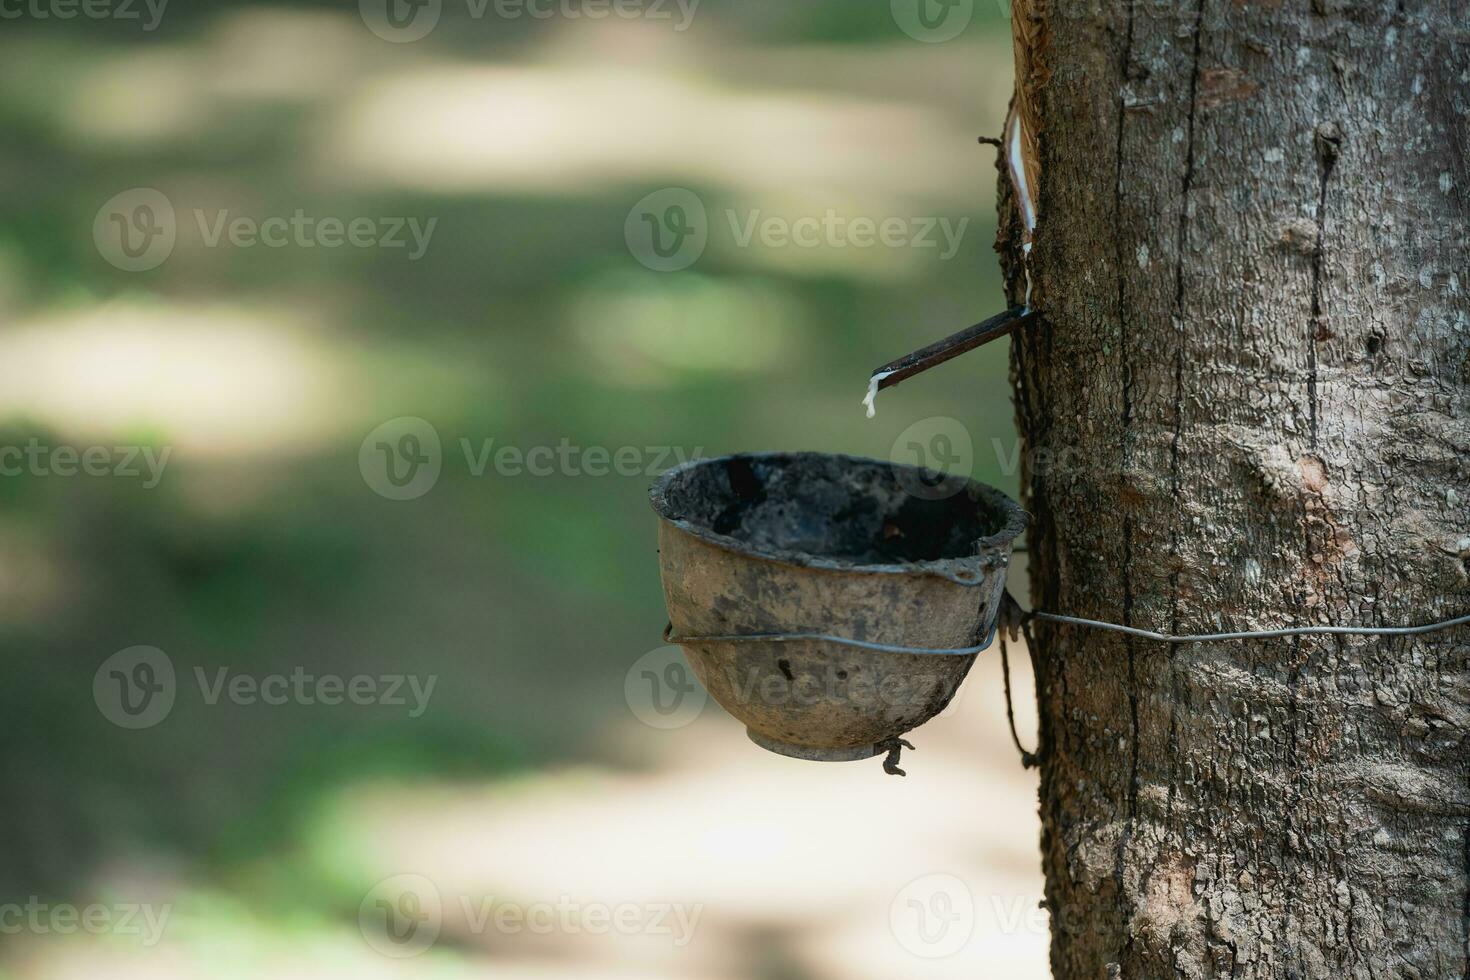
[746,729,887,762]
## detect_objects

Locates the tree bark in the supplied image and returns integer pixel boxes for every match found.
[1000,2,1470,977]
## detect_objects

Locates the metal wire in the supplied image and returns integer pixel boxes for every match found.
[664,609,1470,657]
[662,595,1468,776]
[663,619,999,657]
[1009,532,1468,641]
[1002,602,1470,771]
[1027,609,1470,643]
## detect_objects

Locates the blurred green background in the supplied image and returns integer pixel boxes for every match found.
[0,2,1043,977]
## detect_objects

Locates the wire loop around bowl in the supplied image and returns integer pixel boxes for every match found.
[662,616,1000,657]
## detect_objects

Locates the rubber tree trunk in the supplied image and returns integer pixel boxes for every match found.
[999,2,1470,977]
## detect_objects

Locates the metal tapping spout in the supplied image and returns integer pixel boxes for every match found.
[862,306,1036,418]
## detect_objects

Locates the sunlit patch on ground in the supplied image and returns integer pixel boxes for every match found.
[2,12,369,149]
[317,57,983,208]
[566,271,803,385]
[283,648,1044,979]
[58,49,210,148]
[8,645,1043,980]
[0,301,348,456]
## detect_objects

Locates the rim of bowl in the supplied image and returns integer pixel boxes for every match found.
[648,451,1027,583]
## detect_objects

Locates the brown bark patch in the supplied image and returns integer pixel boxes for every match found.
[1199,68,1259,109]
[1277,218,1319,255]
[1134,854,1200,943]
[1297,454,1329,493]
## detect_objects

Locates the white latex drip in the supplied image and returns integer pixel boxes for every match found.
[1006,114,1038,237]
[863,115,1037,422]
[862,370,895,419]
[1022,243,1034,311]
[1007,112,1038,312]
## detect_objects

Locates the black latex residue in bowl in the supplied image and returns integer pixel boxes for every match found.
[655,453,1015,567]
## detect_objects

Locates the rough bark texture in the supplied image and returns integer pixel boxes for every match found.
[1001,1,1470,977]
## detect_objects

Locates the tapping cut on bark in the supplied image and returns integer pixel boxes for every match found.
[1007,0,1046,251]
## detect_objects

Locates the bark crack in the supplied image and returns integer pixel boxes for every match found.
[1160,6,1203,968]
[1308,123,1341,449]
[1169,0,1205,641]
[1112,0,1143,959]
